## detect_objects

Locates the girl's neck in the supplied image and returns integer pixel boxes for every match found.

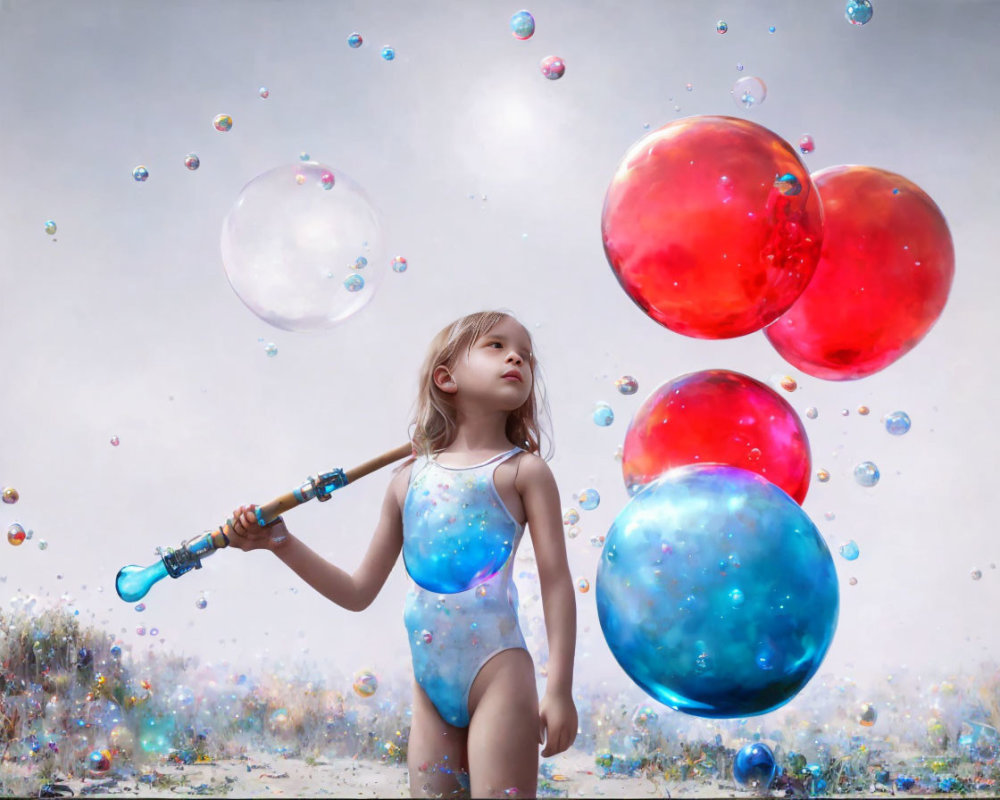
[445,424,514,456]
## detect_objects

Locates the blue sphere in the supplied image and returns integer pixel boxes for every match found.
[596,464,838,717]
[733,742,777,788]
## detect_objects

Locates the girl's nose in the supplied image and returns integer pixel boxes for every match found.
[506,351,523,364]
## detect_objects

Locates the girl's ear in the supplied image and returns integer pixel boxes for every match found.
[433,365,458,394]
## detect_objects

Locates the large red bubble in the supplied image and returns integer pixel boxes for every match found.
[764,166,954,380]
[601,116,824,339]
[622,369,811,504]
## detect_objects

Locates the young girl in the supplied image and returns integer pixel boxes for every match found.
[225,310,578,798]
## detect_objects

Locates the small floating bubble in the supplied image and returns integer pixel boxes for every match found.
[132,166,149,182]
[38,539,48,551]
[816,469,830,483]
[732,76,767,109]
[213,114,233,132]
[805,407,818,419]
[854,461,880,487]
[258,87,269,99]
[857,405,870,415]
[841,408,850,417]
[380,46,395,61]
[44,220,57,235]
[768,25,776,33]
[779,376,797,392]
[845,0,874,26]
[577,578,590,593]
[615,375,638,395]
[578,489,600,511]
[264,342,278,357]
[563,508,580,526]
[347,32,363,48]
[540,55,566,80]
[592,402,614,426]
[885,411,911,435]
[839,540,860,561]
[196,597,208,609]
[320,171,335,190]
[184,153,200,171]
[510,10,535,40]
[971,569,983,581]
[566,525,580,539]
[344,274,365,292]
[134,603,146,612]
[716,20,728,34]
[774,174,802,196]
[2,487,19,504]
[6,523,25,546]
[353,670,378,697]
[110,435,120,447]
[391,256,408,273]
[848,576,858,585]
[798,134,815,154]
[858,702,877,726]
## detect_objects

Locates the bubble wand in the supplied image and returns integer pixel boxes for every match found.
[115,442,413,602]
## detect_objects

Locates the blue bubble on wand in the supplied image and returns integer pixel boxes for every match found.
[596,464,838,718]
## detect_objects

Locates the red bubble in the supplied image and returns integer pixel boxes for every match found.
[602,116,824,339]
[765,166,954,380]
[622,369,811,504]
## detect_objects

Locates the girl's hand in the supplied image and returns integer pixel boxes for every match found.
[538,689,578,757]
[224,504,290,552]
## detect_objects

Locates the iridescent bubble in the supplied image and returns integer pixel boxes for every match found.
[885,411,911,436]
[353,670,378,697]
[854,461,880,487]
[24,529,32,540]
[184,153,200,170]
[824,511,836,521]
[110,435,120,447]
[590,535,604,548]
[732,76,767,109]
[149,627,159,636]
[540,55,565,80]
[44,220,57,235]
[420,629,433,644]
[774,173,802,196]
[736,62,744,71]
[195,596,208,609]
[798,134,815,154]
[134,603,146,612]
[563,508,580,526]
[344,274,365,292]
[593,402,614,426]
[779,376,797,392]
[264,342,278,357]
[716,20,728,34]
[971,569,983,581]
[347,32,363,48]
[857,405,870,415]
[299,152,310,161]
[768,25,776,33]
[132,166,149,182]
[258,87,269,99]
[845,0,874,26]
[567,525,580,539]
[858,702,877,726]
[839,540,860,561]
[733,742,777,789]
[2,487,18,504]
[320,171,335,190]
[136,626,146,636]
[806,407,818,419]
[391,256,408,273]
[352,255,368,270]
[6,523,25,546]
[577,578,590,593]
[578,489,600,511]
[615,375,638,395]
[816,469,830,483]
[380,46,395,61]
[510,10,535,40]
[729,588,745,606]
[848,576,858,585]
[213,114,233,132]
[88,749,112,774]
[841,408,850,416]
[38,539,48,551]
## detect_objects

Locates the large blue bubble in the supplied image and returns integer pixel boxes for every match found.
[733,742,778,788]
[596,464,838,718]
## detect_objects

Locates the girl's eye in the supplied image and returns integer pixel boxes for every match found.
[488,341,502,348]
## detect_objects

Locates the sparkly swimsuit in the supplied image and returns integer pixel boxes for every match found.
[402,447,528,728]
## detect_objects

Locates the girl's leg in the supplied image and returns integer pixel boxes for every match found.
[407,681,470,798]
[465,649,540,798]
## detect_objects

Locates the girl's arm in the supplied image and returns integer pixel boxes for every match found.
[227,467,407,612]
[517,454,578,756]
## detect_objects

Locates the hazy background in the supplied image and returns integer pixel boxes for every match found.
[2,0,998,704]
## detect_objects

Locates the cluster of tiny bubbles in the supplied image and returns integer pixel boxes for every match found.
[839,540,860,561]
[732,76,767,109]
[132,165,149,182]
[578,488,600,511]
[344,274,365,292]
[510,10,535,40]
[184,153,200,171]
[885,410,911,435]
[320,170,335,189]
[846,0,874,26]
[816,468,830,482]
[110,435,120,446]
[798,134,815,154]
[258,86,269,98]
[380,46,395,61]
[716,19,728,33]
[44,219,57,235]
[195,596,208,609]
[563,507,580,526]
[353,669,378,697]
[614,375,638,395]
[577,578,590,593]
[7,522,26,546]
[391,256,408,273]
[2,486,18,504]
[779,375,797,392]
[539,55,566,80]
[806,407,818,419]
[858,702,878,726]
[592,402,614,426]
[134,603,146,612]
[858,405,870,415]
[213,114,233,132]
[854,461,880,487]
[774,173,802,196]
[347,32,363,48]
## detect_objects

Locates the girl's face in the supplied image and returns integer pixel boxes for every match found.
[443,316,534,410]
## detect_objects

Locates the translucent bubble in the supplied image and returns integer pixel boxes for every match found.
[347,32,363,48]
[258,87,269,99]
[391,256,408,273]
[848,576,858,585]
[213,114,233,132]
[824,511,836,520]
[798,135,815,154]
[845,0,874,26]
[971,569,983,581]
[577,578,590,593]
[44,220,57,235]
[567,525,580,539]
[563,508,580,526]
[839,540,860,561]
[806,407,818,419]
[816,469,830,483]
[88,749,112,774]
[136,626,146,636]
[885,411,911,436]
[320,171,335,190]
[779,376,797,392]
[615,375,638,395]
[590,535,604,547]
[220,162,385,331]
[736,62,744,71]
[578,489,601,511]
[24,528,32,540]
[380,46,395,61]
[352,255,368,270]
[768,25,776,33]
[593,402,614,426]
[854,461,880,487]
[264,342,278,357]
[2,486,19,504]
[540,55,565,80]
[110,435,120,447]
[353,670,378,697]
[132,166,149,182]
[149,627,159,636]
[729,588,745,606]
[134,603,146,612]
[38,539,48,551]
[510,10,535,40]
[716,20,728,33]
[774,173,802,196]
[6,523,25,546]
[858,702,877,726]
[841,408,850,417]
[195,597,207,609]
[732,76,767,109]
[857,405,870,415]
[299,152,310,161]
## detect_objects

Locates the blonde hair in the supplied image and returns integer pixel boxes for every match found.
[408,310,553,461]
